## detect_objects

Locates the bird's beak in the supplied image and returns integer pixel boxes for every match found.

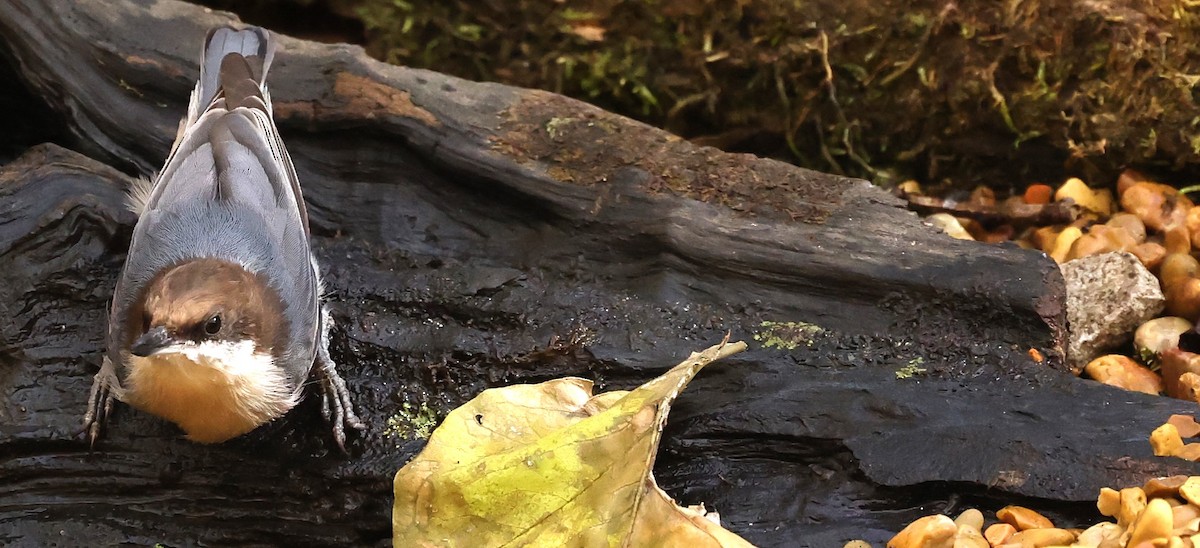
[131,326,173,357]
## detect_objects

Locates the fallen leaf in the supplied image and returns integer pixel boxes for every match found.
[393,340,752,547]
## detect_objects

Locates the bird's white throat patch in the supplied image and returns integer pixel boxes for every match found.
[125,339,299,443]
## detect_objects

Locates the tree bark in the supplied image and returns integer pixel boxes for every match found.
[0,1,1194,546]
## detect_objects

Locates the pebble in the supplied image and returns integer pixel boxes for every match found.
[1127,498,1173,546]
[1097,487,1120,517]
[1006,527,1075,546]
[983,523,1016,546]
[1056,177,1114,216]
[1121,181,1193,231]
[953,509,983,531]
[1162,349,1200,401]
[1135,317,1193,362]
[1107,212,1148,243]
[1165,278,1200,320]
[886,514,955,548]
[1187,206,1200,249]
[1180,477,1200,506]
[1169,415,1200,437]
[1083,354,1162,395]
[925,213,974,240]
[1023,184,1053,205]
[1075,522,1122,547]
[1062,252,1165,370]
[1131,241,1167,271]
[1049,226,1083,263]
[1167,225,1194,254]
[1161,254,1200,287]
[1151,423,1184,456]
[1119,487,1148,528]
[996,505,1054,530]
[1143,475,1189,499]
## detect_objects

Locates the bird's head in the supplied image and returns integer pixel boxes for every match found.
[122,258,299,442]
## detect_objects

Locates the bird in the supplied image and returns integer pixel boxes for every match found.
[83,25,364,450]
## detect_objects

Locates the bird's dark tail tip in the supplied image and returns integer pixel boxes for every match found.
[196,26,275,114]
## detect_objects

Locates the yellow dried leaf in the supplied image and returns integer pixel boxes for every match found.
[392,340,752,547]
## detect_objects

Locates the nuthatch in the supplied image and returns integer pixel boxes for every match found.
[83,26,364,449]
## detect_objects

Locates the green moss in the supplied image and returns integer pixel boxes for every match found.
[345,0,1200,188]
[385,401,441,442]
[895,357,927,379]
[753,321,823,350]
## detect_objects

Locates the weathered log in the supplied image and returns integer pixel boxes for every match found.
[0,1,1197,546]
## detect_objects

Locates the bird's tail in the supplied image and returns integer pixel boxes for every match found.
[187,26,276,125]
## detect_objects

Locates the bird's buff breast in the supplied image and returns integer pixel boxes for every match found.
[123,341,299,443]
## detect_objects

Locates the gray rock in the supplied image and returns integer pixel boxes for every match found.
[1062,251,1165,371]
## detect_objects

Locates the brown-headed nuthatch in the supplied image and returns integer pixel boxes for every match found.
[84,26,365,450]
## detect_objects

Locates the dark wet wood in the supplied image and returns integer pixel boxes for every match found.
[0,1,1195,546]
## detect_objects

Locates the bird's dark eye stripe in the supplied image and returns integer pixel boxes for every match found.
[204,314,222,335]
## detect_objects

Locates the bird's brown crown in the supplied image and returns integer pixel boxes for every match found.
[132,258,284,353]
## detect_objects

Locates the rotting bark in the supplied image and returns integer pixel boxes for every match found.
[0,1,1198,547]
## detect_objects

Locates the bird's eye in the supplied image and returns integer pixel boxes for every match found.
[204,314,222,335]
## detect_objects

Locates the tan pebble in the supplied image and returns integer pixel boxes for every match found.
[984,523,1017,545]
[1179,373,1200,404]
[1161,349,1200,400]
[843,541,873,548]
[1162,254,1200,286]
[1152,423,1185,456]
[1187,207,1200,249]
[1033,225,1065,253]
[1174,503,1200,530]
[1084,354,1163,395]
[953,523,988,548]
[1179,478,1200,506]
[1135,317,1193,363]
[1122,182,1193,231]
[1119,168,1151,195]
[1066,231,1119,261]
[926,213,975,241]
[886,514,956,548]
[1131,242,1167,271]
[1175,442,1200,461]
[1166,278,1200,321]
[1057,177,1115,215]
[1097,487,1121,517]
[1182,515,1200,536]
[1075,521,1123,548]
[1109,212,1149,243]
[1128,498,1173,546]
[897,181,922,196]
[1049,226,1084,263]
[969,186,996,208]
[953,508,984,532]
[1098,224,1141,252]
[1142,474,1190,498]
[1144,475,1190,499]
[1169,415,1200,438]
[1120,487,1149,528]
[1169,225,1196,254]
[997,505,1055,530]
[1007,527,1075,547]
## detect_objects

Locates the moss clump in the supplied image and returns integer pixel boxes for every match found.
[384,401,440,442]
[895,357,927,379]
[754,321,823,350]
[351,0,1200,190]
